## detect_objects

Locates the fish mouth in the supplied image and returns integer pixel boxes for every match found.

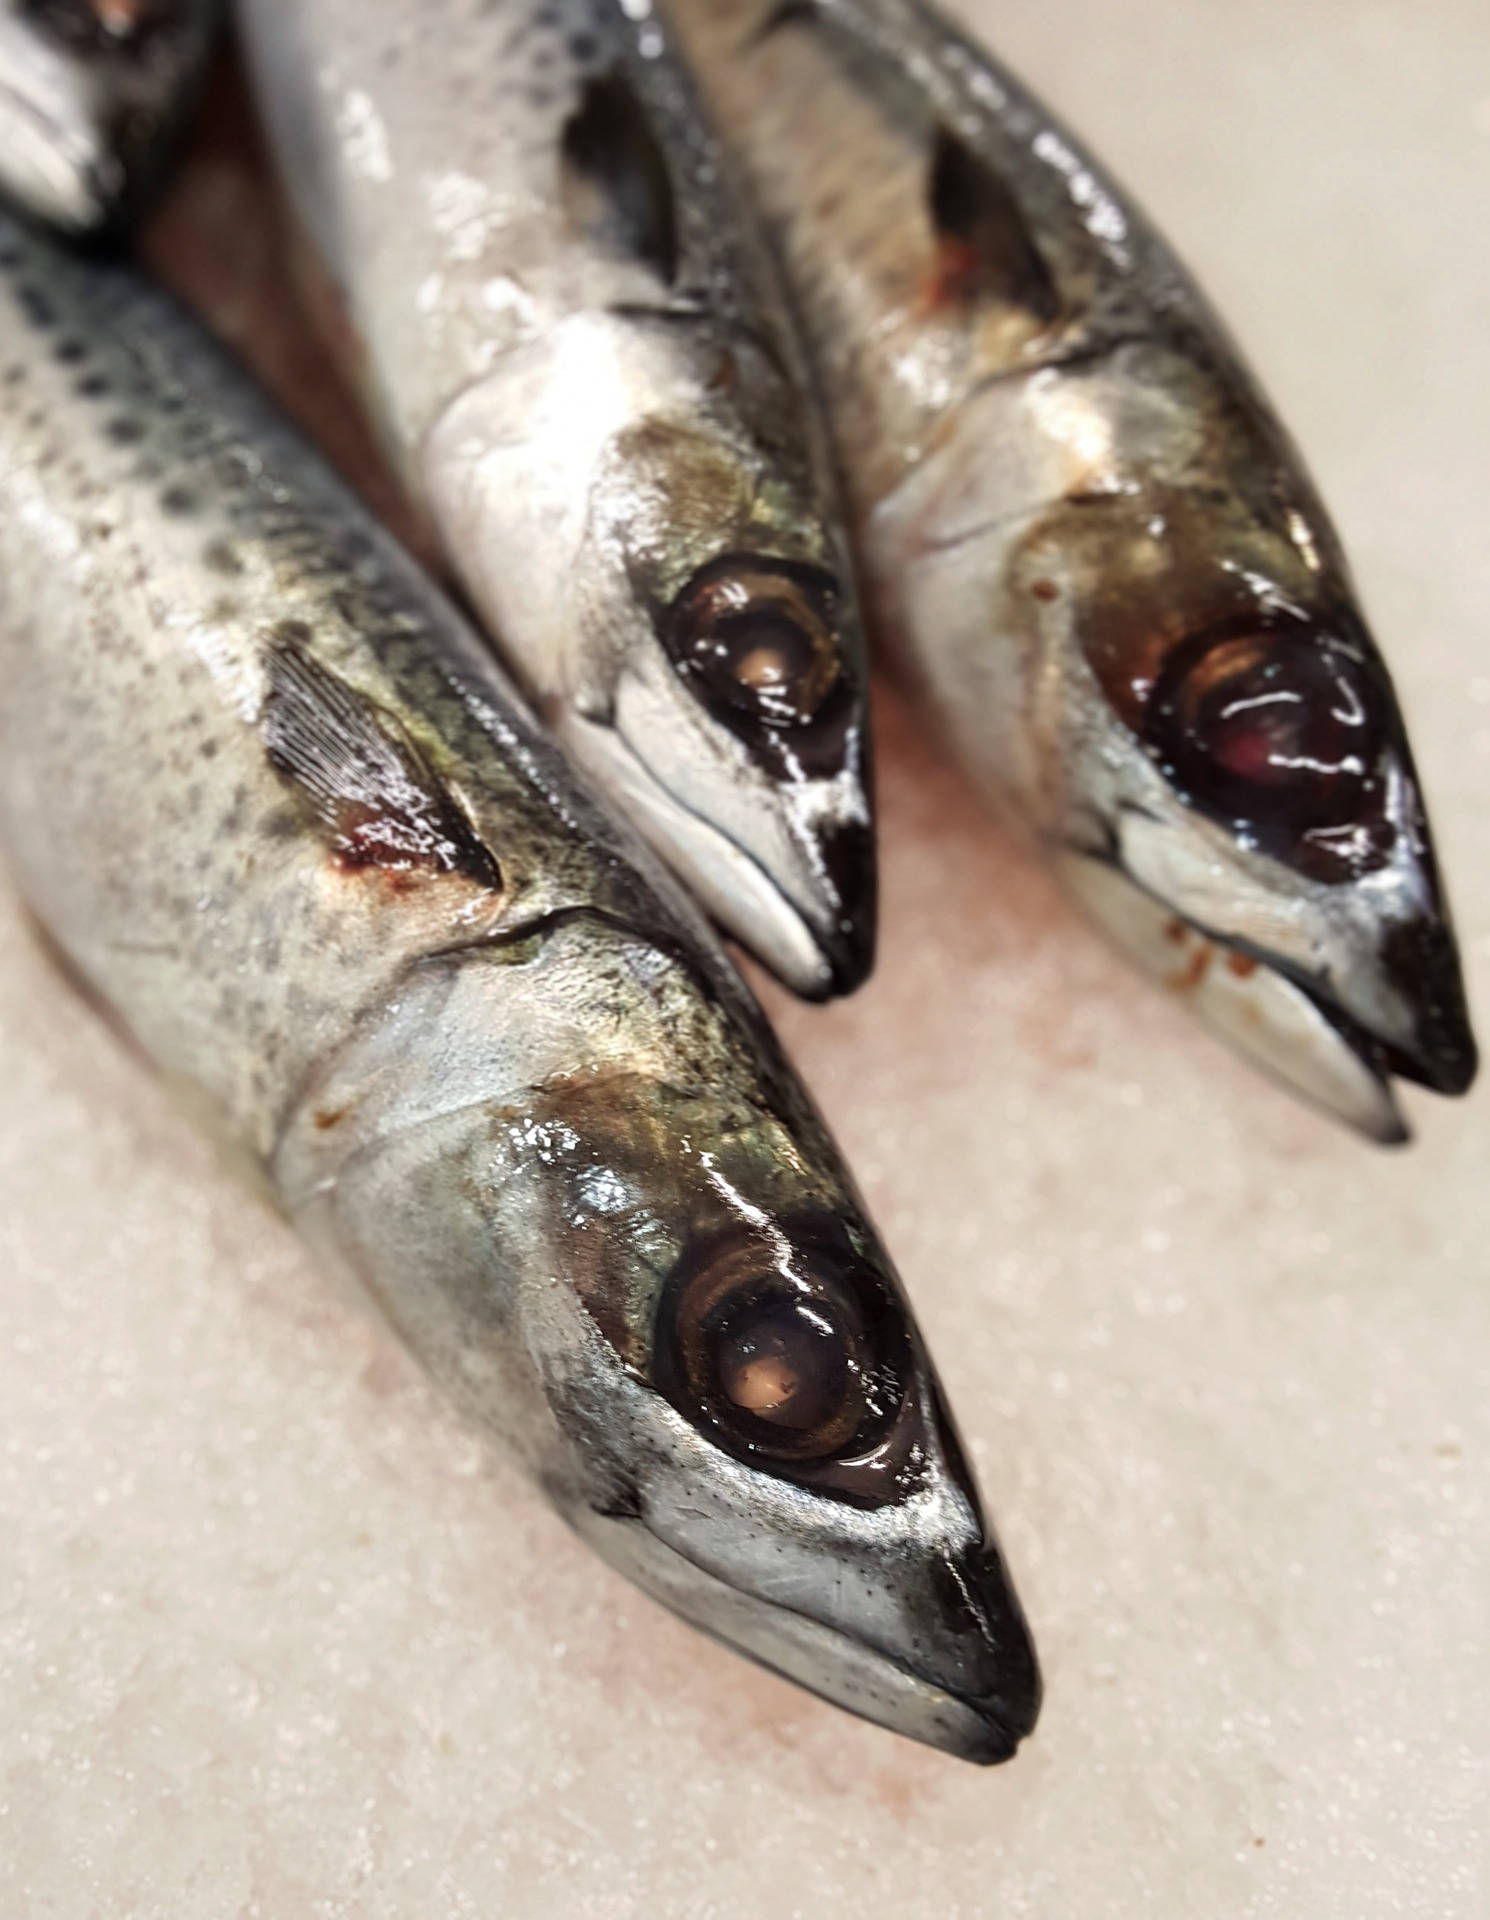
[1060,853,1476,1141]
[572,1507,1041,1765]
[561,706,876,999]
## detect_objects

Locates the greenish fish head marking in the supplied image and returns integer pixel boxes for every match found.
[275,918,1038,1763]
[423,311,876,1002]
[0,0,219,233]
[883,339,1475,1139]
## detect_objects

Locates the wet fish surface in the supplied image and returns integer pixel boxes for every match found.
[667,0,1477,1139]
[0,209,1038,1763]
[235,0,877,1000]
[0,0,220,232]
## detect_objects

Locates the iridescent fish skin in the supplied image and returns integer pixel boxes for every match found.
[667,0,1476,1139]
[0,0,219,231]
[0,211,1038,1764]
[235,0,876,999]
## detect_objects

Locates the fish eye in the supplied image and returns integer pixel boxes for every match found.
[1144,623,1389,854]
[663,555,844,736]
[655,1225,908,1474]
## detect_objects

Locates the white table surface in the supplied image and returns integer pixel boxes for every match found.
[1,2,1486,1913]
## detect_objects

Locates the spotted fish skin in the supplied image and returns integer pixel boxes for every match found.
[0,211,1039,1766]
[667,0,1476,1139]
[0,0,221,232]
[235,0,878,1000]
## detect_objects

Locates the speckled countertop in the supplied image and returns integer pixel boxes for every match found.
[1,2,1486,1913]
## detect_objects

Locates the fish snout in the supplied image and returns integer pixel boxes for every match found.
[806,815,877,998]
[1376,914,1478,1095]
[921,1544,1044,1763]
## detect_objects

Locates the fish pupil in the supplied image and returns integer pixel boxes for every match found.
[707,608,822,720]
[666,555,843,732]
[714,1298,848,1432]
[654,1221,918,1495]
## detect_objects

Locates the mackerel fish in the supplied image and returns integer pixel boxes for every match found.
[667,0,1477,1139]
[236,0,877,998]
[0,208,1039,1763]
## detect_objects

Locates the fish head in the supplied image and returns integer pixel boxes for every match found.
[278,922,1036,1763]
[540,1082,1041,1765]
[425,312,875,1000]
[895,341,1474,1136]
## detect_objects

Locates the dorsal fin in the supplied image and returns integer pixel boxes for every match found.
[262,630,502,889]
[927,125,1059,320]
[560,71,679,285]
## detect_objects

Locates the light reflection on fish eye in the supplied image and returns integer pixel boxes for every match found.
[1142,620,1398,878]
[662,554,846,739]
[653,1222,913,1490]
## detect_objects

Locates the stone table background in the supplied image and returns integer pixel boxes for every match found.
[1,1,1486,1913]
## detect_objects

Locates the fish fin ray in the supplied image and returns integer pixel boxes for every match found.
[262,631,502,888]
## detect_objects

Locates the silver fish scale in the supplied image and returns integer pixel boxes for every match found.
[0,211,756,1155]
[245,0,793,461]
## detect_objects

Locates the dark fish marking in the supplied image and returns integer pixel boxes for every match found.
[927,127,1059,321]
[262,633,503,891]
[756,0,817,45]
[16,285,56,328]
[560,72,679,286]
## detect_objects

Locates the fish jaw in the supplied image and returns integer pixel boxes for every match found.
[422,320,877,997]
[1056,710,1475,1141]
[1106,788,1477,1106]
[1060,854,1409,1142]
[276,924,1035,1761]
[559,660,875,999]
[571,1436,1042,1765]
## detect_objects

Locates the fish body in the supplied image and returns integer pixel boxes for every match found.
[0,0,219,231]
[234,0,877,999]
[666,0,1476,1137]
[0,211,1038,1763]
